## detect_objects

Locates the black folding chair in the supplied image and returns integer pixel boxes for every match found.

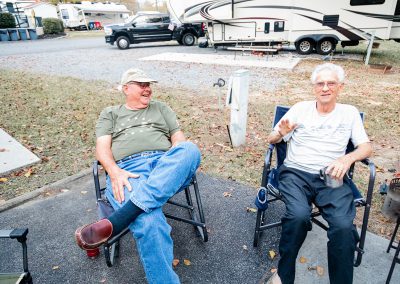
[0,228,32,284]
[92,161,208,267]
[253,105,376,267]
[385,178,400,284]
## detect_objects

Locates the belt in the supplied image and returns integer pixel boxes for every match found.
[117,150,164,164]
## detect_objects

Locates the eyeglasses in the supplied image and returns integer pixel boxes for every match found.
[127,82,151,89]
[314,81,339,89]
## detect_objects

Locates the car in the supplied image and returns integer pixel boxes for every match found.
[104,12,205,50]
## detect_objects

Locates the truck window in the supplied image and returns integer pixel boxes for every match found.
[134,15,148,24]
[350,0,385,5]
[146,16,163,23]
[162,17,170,23]
[264,22,270,34]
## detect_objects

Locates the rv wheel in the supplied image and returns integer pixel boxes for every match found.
[316,39,336,55]
[296,39,314,55]
[182,33,195,46]
[116,36,130,50]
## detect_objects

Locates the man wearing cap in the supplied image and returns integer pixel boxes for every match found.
[74,68,201,283]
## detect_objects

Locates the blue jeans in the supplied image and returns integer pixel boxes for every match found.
[105,142,201,284]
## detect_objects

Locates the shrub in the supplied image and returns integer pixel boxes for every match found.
[0,13,16,29]
[43,18,64,34]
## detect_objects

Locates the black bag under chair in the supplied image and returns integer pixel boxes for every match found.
[253,105,376,267]
[92,161,208,267]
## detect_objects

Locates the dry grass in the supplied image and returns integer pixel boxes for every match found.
[0,58,399,238]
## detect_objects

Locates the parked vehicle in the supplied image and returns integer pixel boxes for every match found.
[104,11,205,49]
[58,2,131,30]
[167,0,400,55]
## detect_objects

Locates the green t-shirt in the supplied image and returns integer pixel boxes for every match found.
[95,101,180,161]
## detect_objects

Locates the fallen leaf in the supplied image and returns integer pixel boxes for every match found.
[183,259,191,266]
[246,207,257,213]
[52,265,59,270]
[81,191,88,195]
[316,266,324,276]
[380,228,385,234]
[99,279,106,283]
[172,259,180,267]
[87,209,92,212]
[299,256,307,263]
[0,178,8,183]
[60,189,69,193]
[0,148,6,152]
[270,268,277,273]
[0,199,6,205]
[223,192,232,197]
[24,168,33,177]
[242,245,248,250]
[269,250,276,259]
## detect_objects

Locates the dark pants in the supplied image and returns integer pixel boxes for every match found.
[277,165,358,284]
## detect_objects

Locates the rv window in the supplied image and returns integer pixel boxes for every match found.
[61,9,69,20]
[350,0,385,5]
[264,22,270,34]
[274,21,284,32]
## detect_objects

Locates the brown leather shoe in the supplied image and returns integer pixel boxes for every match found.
[75,219,113,250]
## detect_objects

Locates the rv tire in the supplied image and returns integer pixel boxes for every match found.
[316,39,335,55]
[116,36,130,50]
[182,33,196,46]
[295,38,314,55]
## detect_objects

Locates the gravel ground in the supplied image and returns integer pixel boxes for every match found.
[0,37,313,95]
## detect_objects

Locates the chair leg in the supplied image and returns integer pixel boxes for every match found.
[190,177,208,242]
[253,209,265,247]
[387,216,400,253]
[104,241,119,267]
[386,237,400,284]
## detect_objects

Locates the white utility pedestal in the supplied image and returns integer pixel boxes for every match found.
[226,69,249,147]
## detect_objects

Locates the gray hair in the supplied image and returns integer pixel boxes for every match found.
[310,63,345,83]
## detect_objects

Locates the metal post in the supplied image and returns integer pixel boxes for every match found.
[365,31,375,66]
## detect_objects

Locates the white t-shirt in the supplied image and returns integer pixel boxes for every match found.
[274,101,369,174]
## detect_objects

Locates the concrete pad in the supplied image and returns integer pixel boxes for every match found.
[0,128,40,175]
[139,52,301,70]
[295,222,399,284]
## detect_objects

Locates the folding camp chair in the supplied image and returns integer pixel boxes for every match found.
[385,178,400,284]
[0,228,32,284]
[92,161,208,267]
[253,105,376,267]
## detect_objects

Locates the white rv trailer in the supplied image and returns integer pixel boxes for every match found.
[167,0,400,54]
[58,2,131,30]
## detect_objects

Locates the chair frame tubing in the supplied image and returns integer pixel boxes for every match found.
[92,161,208,267]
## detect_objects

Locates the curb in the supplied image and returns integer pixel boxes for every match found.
[0,168,92,213]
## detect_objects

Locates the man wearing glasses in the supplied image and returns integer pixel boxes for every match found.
[266,63,372,284]
[75,68,200,283]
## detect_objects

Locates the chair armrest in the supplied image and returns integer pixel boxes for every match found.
[261,144,275,187]
[0,228,28,242]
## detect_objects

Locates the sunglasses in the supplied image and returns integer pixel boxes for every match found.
[127,82,151,89]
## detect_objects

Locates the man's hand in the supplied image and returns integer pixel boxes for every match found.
[326,155,353,180]
[109,168,139,203]
[277,119,298,137]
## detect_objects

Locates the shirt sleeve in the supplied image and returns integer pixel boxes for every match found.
[350,107,370,147]
[273,103,301,142]
[95,107,114,138]
[160,103,181,135]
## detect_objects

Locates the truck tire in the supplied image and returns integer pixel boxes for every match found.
[316,39,336,55]
[116,36,130,50]
[295,38,314,55]
[182,33,195,46]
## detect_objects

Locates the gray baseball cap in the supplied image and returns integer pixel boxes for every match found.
[120,68,157,85]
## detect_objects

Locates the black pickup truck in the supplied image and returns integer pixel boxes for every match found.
[104,12,205,50]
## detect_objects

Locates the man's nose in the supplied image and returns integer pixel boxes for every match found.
[322,83,330,91]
